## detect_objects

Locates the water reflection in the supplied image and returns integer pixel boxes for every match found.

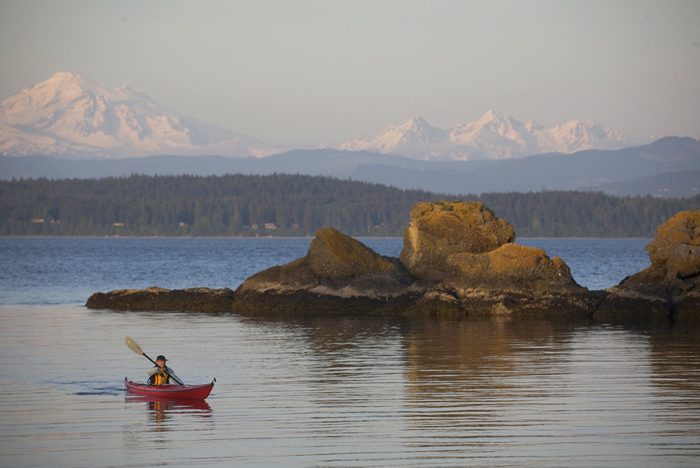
[235,313,700,465]
[3,304,700,467]
[123,395,213,452]
[125,395,212,423]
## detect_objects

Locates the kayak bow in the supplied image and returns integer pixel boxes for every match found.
[125,378,215,400]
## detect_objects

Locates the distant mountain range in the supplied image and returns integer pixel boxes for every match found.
[1,72,655,161]
[3,136,699,198]
[337,111,652,161]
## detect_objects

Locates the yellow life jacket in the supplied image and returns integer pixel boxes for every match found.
[150,369,170,386]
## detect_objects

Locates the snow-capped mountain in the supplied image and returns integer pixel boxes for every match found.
[338,116,450,158]
[339,110,651,161]
[0,72,262,158]
[534,119,629,154]
[447,110,541,160]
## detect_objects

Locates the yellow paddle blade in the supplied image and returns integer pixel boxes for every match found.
[125,336,144,355]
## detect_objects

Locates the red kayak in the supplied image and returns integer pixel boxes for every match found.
[125,378,215,400]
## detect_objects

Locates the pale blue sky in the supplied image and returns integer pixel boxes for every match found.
[1,0,698,145]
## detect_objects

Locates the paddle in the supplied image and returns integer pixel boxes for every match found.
[125,336,185,386]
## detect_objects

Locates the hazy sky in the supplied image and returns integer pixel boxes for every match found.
[1,0,698,145]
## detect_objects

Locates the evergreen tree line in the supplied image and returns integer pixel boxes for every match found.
[1,173,698,237]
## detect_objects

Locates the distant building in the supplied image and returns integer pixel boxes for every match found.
[264,223,277,230]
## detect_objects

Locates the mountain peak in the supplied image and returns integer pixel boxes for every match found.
[48,71,78,81]
[0,72,262,158]
[337,116,448,158]
[42,71,103,91]
[397,116,441,135]
[479,109,508,121]
[408,115,429,125]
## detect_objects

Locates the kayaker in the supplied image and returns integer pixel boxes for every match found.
[147,355,180,386]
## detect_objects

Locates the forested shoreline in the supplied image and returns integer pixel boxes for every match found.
[1,173,698,238]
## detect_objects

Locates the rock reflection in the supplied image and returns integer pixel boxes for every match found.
[400,318,578,438]
[233,312,700,463]
[645,325,700,421]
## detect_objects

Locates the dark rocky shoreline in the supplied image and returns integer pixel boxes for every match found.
[86,202,700,321]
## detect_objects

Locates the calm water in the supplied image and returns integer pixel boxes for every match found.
[1,237,700,467]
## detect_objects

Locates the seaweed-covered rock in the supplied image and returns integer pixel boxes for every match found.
[86,286,235,312]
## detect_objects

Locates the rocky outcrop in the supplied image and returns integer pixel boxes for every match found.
[439,242,601,316]
[233,227,418,315]
[231,202,598,317]
[86,286,235,312]
[85,203,700,322]
[647,210,700,278]
[400,201,515,279]
[596,210,700,321]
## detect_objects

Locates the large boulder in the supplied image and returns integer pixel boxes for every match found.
[596,210,700,321]
[445,243,574,285]
[400,201,515,279]
[305,227,397,280]
[439,243,600,316]
[233,227,417,314]
[646,210,700,278]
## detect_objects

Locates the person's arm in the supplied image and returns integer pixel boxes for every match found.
[165,366,180,383]
[147,366,159,377]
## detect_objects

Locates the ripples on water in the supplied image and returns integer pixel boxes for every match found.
[1,238,699,467]
[1,307,699,467]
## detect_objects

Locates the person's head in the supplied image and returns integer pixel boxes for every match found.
[156,355,167,367]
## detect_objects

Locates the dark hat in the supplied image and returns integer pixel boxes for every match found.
[156,355,167,361]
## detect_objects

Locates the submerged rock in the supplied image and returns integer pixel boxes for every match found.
[596,210,700,321]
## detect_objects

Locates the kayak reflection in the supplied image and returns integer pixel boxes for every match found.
[125,394,212,426]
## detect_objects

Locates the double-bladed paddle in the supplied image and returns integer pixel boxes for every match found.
[125,336,185,386]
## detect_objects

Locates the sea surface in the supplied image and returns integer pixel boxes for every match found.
[1,237,700,467]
